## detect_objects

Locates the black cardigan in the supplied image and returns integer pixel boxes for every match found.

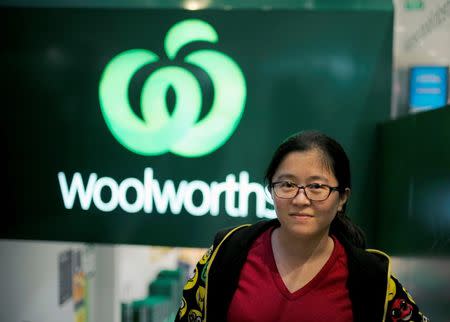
[175,219,427,322]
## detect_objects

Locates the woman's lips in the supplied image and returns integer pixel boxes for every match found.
[289,213,314,218]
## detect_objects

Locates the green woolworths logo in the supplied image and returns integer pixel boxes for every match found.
[98,19,247,157]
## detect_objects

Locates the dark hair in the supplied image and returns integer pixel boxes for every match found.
[264,130,366,249]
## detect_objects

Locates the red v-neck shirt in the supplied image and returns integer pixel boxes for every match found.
[227,227,353,322]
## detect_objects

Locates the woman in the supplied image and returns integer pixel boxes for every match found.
[175,130,429,322]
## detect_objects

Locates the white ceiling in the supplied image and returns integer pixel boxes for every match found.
[393,0,450,67]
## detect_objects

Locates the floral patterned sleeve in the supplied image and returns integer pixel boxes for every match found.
[386,275,430,322]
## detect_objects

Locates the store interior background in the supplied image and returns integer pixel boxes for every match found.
[1,0,449,321]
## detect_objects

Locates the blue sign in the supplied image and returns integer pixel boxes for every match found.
[409,66,449,112]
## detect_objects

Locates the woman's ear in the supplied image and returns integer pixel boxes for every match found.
[338,188,351,212]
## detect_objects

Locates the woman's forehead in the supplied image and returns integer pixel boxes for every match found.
[274,149,335,179]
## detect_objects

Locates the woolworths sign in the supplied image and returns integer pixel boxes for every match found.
[58,168,275,218]
[98,19,246,157]
[4,8,391,246]
[57,19,274,219]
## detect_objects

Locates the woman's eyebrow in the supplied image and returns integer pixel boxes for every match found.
[307,175,329,181]
[274,174,330,182]
[273,174,297,181]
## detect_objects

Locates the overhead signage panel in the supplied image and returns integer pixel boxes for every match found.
[2,8,393,247]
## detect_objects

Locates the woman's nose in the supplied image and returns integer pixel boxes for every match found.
[291,187,311,205]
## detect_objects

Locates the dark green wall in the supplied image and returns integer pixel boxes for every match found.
[2,6,393,247]
[377,106,450,255]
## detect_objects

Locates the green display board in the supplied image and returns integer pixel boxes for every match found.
[2,6,393,247]
[377,106,450,256]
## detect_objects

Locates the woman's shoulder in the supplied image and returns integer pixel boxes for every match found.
[340,239,391,268]
[343,246,429,321]
[364,248,391,266]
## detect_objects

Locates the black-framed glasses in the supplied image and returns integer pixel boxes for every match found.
[270,181,342,201]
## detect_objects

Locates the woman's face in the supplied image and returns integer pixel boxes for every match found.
[271,149,349,239]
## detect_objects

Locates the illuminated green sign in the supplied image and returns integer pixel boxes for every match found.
[98,19,247,157]
[3,7,394,248]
